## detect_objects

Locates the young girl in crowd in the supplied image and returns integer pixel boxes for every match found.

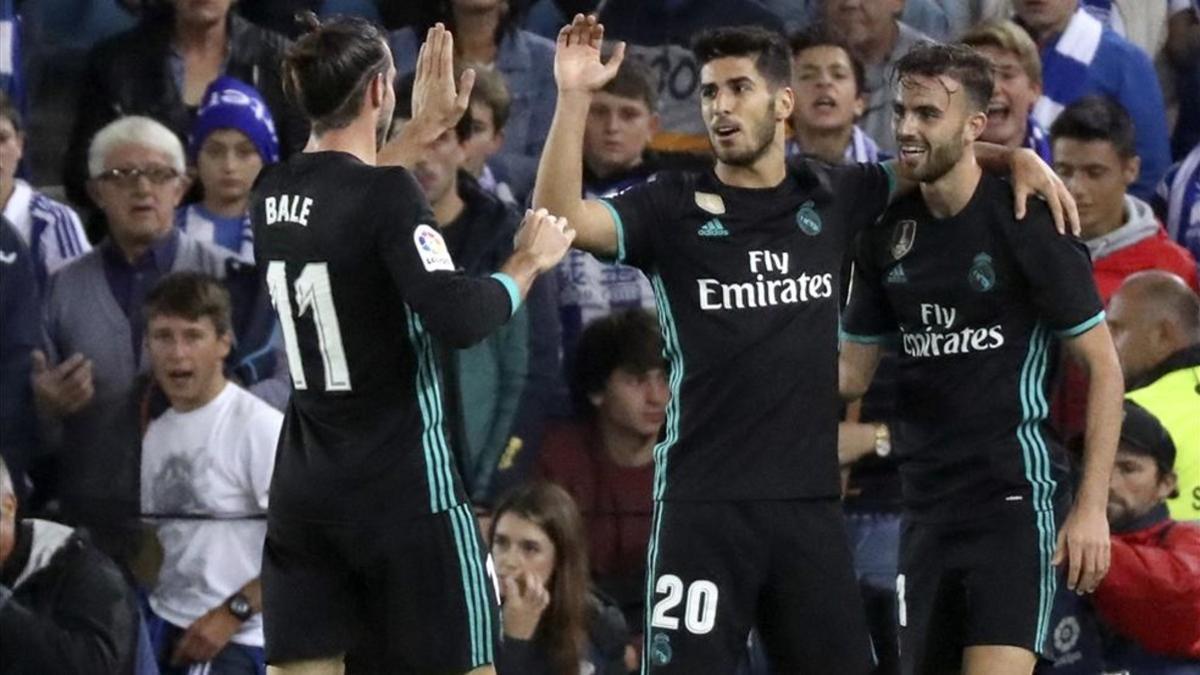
[490,482,631,675]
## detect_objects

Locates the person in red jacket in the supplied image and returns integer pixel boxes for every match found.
[1050,96,1200,439]
[1093,400,1200,668]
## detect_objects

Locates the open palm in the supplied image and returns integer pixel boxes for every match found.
[555,14,626,93]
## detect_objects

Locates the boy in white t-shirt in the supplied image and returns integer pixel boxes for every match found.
[140,272,282,675]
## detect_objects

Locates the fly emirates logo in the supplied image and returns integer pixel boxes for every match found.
[697,250,834,311]
[903,303,1005,358]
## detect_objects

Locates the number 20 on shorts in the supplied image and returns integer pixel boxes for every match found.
[651,575,719,635]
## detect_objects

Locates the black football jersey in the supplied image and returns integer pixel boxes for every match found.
[843,172,1105,523]
[601,160,893,501]
[252,152,517,522]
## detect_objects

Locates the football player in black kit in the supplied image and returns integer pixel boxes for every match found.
[533,14,1080,675]
[253,16,574,675]
[841,44,1122,675]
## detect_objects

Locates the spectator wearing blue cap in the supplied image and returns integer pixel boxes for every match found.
[177,77,279,263]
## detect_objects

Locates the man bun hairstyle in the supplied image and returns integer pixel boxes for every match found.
[282,12,391,134]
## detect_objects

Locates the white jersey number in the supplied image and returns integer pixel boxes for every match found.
[650,574,719,635]
[266,261,352,391]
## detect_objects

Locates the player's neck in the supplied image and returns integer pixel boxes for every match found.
[919,155,982,219]
[794,124,853,165]
[715,140,788,189]
[433,185,465,227]
[598,420,656,468]
[306,122,379,167]
[0,176,13,210]
[454,6,501,65]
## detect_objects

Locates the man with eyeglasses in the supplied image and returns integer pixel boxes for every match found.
[32,115,230,565]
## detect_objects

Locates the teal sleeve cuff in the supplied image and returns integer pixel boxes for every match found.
[840,328,892,344]
[597,199,627,264]
[490,272,522,317]
[1057,310,1105,338]
[881,161,898,202]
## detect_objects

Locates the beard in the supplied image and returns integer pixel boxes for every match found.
[712,101,778,167]
[903,132,966,183]
[376,95,396,152]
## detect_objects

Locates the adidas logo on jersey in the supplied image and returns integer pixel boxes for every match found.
[698,219,730,237]
[886,263,908,284]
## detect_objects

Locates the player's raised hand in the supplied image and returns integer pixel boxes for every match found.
[501,571,550,640]
[515,208,576,272]
[1053,504,1111,594]
[554,14,626,94]
[412,22,475,135]
[1010,147,1080,236]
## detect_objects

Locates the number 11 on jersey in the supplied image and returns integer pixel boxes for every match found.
[266,260,352,392]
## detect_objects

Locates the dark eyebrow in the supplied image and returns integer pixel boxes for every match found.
[726,76,755,88]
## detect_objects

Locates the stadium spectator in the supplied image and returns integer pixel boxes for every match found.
[490,481,631,675]
[63,0,306,220]
[395,74,534,504]
[822,0,935,155]
[0,454,141,675]
[1107,271,1200,523]
[1014,0,1171,200]
[0,92,90,290]
[177,77,279,263]
[1092,399,1200,669]
[461,67,519,207]
[538,309,666,632]
[1050,97,1199,301]
[35,115,229,563]
[389,0,556,201]
[1154,142,1200,265]
[1166,0,1199,156]
[786,31,883,164]
[1077,0,1171,63]
[555,58,665,409]
[140,272,280,675]
[960,20,1052,162]
[0,220,39,504]
[1049,97,1198,442]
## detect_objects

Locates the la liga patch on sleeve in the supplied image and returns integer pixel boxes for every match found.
[414,224,455,272]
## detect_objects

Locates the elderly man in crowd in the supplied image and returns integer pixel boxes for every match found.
[34,115,228,563]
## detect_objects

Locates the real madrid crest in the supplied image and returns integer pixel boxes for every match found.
[968,252,997,292]
[796,200,822,236]
[891,220,917,259]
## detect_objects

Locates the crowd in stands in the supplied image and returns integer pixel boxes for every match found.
[0,0,1198,673]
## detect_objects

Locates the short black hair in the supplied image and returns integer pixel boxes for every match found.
[571,310,665,415]
[895,42,994,114]
[144,272,233,336]
[282,13,391,134]
[601,58,660,114]
[787,29,865,97]
[394,71,474,143]
[1049,95,1137,159]
[692,26,793,89]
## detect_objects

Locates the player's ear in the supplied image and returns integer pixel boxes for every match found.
[965,107,988,143]
[776,85,795,122]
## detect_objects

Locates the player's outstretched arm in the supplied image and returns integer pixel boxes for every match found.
[531,14,626,257]
[378,22,475,169]
[838,341,882,402]
[1055,322,1123,595]
[882,146,1080,235]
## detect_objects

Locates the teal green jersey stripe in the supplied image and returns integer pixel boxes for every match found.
[405,306,447,512]
[489,272,522,317]
[1029,325,1060,645]
[839,329,892,344]
[448,506,483,664]
[1057,310,1105,338]
[414,313,457,511]
[650,274,684,501]
[455,505,496,663]
[597,198,628,264]
[642,501,666,674]
[881,161,899,201]
[1017,323,1057,644]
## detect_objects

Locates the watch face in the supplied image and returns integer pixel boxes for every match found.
[229,597,252,618]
